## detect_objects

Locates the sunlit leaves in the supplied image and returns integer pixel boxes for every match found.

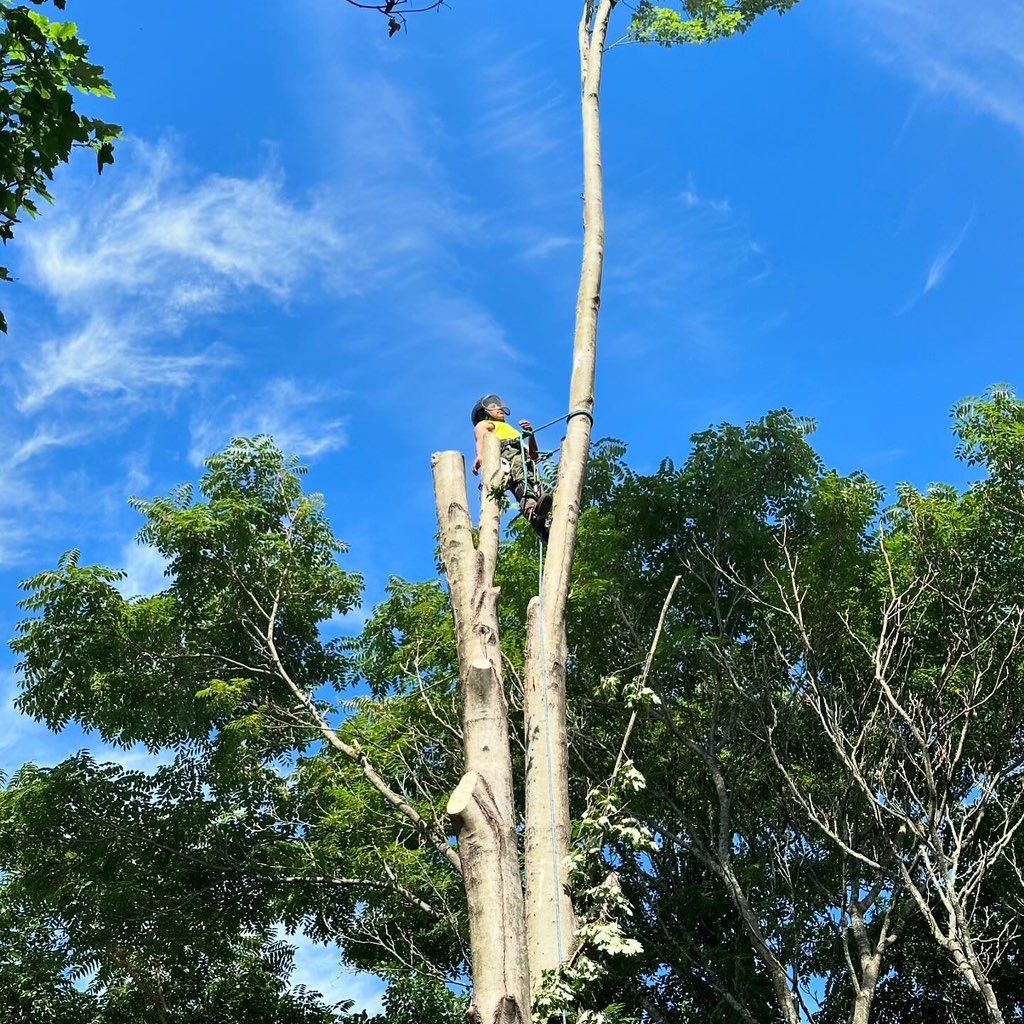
[13,437,362,756]
[8,435,467,1018]
[0,754,354,1022]
[628,0,801,46]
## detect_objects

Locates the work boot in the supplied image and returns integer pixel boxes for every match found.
[532,490,553,524]
[522,491,552,542]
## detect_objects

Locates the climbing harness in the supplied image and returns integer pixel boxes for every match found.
[514,408,594,518]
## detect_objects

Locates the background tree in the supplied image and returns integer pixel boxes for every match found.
[0,0,119,330]
[5,439,469,1022]
[10,390,1024,1022]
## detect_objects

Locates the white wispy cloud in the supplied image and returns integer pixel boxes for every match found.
[475,46,566,169]
[469,43,581,263]
[0,75,516,564]
[18,315,223,414]
[603,173,777,372]
[15,140,345,414]
[897,209,974,314]
[681,176,733,216]
[0,430,165,570]
[610,174,770,306]
[850,0,1024,136]
[0,519,28,568]
[28,141,342,308]
[0,422,96,567]
[4,422,94,470]
[521,235,576,262]
[924,239,962,294]
[189,377,348,467]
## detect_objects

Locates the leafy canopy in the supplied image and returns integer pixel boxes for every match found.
[629,0,801,45]
[9,390,1024,1021]
[6,437,466,1020]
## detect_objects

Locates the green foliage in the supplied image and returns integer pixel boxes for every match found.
[0,752,363,1022]
[0,0,120,330]
[6,436,467,1020]
[9,395,1024,1021]
[628,0,801,46]
[393,395,1024,1021]
[13,437,361,756]
[357,974,468,1024]
[0,898,96,1024]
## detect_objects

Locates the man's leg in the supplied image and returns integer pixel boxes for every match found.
[505,449,549,540]
[505,450,531,509]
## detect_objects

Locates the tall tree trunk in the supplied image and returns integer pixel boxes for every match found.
[523,0,617,992]
[432,0,619,1011]
[433,437,531,1024]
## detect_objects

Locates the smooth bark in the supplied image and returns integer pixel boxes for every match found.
[523,0,617,990]
[431,0,620,1007]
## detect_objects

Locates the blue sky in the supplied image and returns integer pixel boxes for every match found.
[1,0,1023,1008]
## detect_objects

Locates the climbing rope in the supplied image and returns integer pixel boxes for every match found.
[516,407,594,499]
[524,407,594,438]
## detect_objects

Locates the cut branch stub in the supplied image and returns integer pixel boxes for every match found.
[447,770,530,1024]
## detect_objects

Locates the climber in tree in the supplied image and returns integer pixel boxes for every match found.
[471,394,553,541]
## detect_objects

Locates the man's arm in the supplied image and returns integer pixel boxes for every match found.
[472,420,494,474]
[519,420,539,461]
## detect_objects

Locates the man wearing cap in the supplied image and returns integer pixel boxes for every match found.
[470,394,552,540]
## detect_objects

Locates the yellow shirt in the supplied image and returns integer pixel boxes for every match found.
[489,419,521,442]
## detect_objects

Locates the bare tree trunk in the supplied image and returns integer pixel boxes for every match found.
[433,436,531,1024]
[523,0,617,991]
[748,538,1022,1024]
[431,0,620,1007]
[841,873,902,1024]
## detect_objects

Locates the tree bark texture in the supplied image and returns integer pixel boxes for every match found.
[433,437,531,1024]
[522,0,617,991]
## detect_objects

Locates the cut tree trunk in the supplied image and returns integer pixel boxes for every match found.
[432,436,531,1024]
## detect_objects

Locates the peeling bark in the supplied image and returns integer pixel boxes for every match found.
[449,772,530,1024]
